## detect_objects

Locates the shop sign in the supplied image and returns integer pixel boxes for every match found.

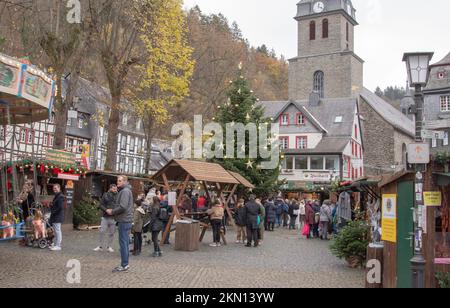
[407,143,430,164]
[423,192,442,207]
[46,149,76,165]
[57,173,80,181]
[381,194,397,243]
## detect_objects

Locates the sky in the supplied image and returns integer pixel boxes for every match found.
[183,0,450,92]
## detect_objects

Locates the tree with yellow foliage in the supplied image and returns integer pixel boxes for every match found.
[131,0,194,173]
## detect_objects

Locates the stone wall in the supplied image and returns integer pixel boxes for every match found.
[359,97,395,175]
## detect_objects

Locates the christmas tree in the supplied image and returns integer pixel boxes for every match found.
[213,63,281,197]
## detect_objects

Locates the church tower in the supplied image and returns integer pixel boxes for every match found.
[289,0,364,100]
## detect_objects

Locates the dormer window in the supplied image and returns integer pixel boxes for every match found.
[296,136,308,149]
[280,114,290,126]
[297,113,305,125]
[334,116,343,123]
[437,71,446,80]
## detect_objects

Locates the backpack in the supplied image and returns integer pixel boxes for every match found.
[158,207,169,221]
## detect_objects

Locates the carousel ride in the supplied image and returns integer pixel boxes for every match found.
[0,52,55,241]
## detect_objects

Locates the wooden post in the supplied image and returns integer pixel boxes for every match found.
[162,173,171,192]
[202,181,212,203]
[366,244,384,288]
[161,174,189,246]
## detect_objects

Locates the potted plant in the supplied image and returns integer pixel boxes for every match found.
[73,193,101,230]
[330,220,370,268]
[435,151,450,172]
[436,272,450,289]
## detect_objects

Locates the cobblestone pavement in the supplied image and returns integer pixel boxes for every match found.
[0,225,364,288]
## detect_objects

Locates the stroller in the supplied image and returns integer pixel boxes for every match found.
[24,206,55,249]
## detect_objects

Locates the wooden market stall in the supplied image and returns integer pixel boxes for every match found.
[151,159,254,245]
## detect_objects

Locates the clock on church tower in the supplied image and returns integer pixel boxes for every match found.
[288,0,364,100]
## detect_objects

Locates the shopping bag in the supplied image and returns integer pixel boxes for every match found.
[302,224,310,236]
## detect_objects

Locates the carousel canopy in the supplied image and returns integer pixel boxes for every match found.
[0,53,54,125]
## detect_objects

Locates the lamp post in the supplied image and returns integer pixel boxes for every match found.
[403,52,434,288]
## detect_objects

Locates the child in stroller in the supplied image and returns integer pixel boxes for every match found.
[25,207,54,249]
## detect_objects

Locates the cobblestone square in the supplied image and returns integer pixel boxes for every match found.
[0,226,364,288]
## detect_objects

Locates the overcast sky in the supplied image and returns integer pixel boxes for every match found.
[183,0,450,92]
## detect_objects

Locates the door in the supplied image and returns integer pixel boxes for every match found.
[397,181,414,288]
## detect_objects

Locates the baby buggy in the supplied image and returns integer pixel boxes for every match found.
[24,206,55,249]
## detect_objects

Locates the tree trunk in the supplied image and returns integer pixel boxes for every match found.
[143,115,155,174]
[104,94,121,171]
[53,74,67,150]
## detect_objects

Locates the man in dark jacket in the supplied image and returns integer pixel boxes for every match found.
[49,184,65,251]
[264,199,276,231]
[160,195,173,244]
[107,176,134,273]
[288,200,300,230]
[94,184,118,252]
[244,195,262,247]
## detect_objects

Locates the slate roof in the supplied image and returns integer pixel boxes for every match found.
[359,88,415,138]
[425,52,450,92]
[258,97,357,138]
[283,137,349,154]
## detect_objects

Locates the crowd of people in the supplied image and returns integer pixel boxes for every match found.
[9,174,346,274]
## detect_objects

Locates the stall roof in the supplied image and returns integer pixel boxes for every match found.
[378,170,414,188]
[228,171,255,189]
[152,160,239,184]
[87,170,153,182]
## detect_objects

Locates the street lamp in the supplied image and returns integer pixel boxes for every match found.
[403,52,434,288]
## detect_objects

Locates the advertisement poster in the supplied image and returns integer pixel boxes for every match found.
[382,194,397,243]
[423,192,442,207]
[0,56,22,96]
[20,66,54,109]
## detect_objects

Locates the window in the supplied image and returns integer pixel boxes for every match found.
[296,136,308,149]
[438,71,446,80]
[137,138,143,151]
[441,96,450,112]
[444,132,449,146]
[122,114,128,126]
[360,145,362,159]
[121,135,127,150]
[310,21,316,40]
[130,137,136,153]
[136,120,142,131]
[355,168,359,179]
[432,134,438,148]
[43,134,48,146]
[310,156,324,170]
[136,159,142,174]
[0,127,4,139]
[78,117,84,129]
[334,116,343,123]
[67,118,72,126]
[49,135,54,147]
[313,71,324,98]
[280,137,289,150]
[322,19,329,38]
[284,156,294,170]
[20,129,26,143]
[351,141,354,156]
[119,156,125,172]
[27,130,34,144]
[49,113,55,124]
[355,125,358,140]
[295,156,308,170]
[360,167,363,178]
[297,113,305,125]
[280,114,289,126]
[326,157,339,171]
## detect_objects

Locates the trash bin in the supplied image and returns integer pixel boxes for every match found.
[175,221,200,251]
